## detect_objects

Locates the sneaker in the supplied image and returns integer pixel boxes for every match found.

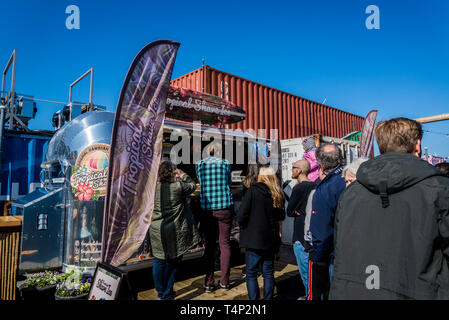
[219,281,230,290]
[204,284,216,292]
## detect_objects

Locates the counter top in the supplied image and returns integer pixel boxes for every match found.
[0,216,23,228]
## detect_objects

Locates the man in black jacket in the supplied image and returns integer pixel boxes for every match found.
[287,160,317,299]
[329,117,449,300]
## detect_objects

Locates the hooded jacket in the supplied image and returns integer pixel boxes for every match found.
[329,152,449,300]
[237,182,285,251]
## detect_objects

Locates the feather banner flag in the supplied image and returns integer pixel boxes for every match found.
[360,110,378,158]
[102,40,180,266]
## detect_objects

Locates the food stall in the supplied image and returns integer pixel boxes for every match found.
[11,85,278,275]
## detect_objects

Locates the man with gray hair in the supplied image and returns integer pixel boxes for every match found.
[307,143,346,300]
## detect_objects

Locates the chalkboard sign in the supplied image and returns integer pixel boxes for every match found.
[88,262,125,300]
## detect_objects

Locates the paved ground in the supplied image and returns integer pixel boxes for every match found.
[135,245,306,300]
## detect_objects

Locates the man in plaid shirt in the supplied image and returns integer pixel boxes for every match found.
[196,142,234,291]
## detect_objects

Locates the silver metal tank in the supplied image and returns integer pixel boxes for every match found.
[45,110,114,274]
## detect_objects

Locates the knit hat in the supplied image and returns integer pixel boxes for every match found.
[302,136,317,152]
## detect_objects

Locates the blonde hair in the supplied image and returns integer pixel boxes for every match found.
[257,166,285,209]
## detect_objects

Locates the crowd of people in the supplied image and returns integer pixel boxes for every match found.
[148,117,449,300]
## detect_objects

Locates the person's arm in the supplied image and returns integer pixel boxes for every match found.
[178,171,196,196]
[286,184,303,217]
[273,206,286,222]
[237,187,252,228]
[195,162,199,179]
[309,189,333,263]
[438,186,449,267]
[303,189,315,251]
[333,192,344,259]
[227,162,232,187]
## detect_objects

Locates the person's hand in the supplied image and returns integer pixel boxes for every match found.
[279,222,283,239]
[175,169,185,179]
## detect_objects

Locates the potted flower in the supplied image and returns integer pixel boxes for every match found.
[55,268,92,300]
[20,270,64,301]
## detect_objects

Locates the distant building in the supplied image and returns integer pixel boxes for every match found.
[422,155,447,166]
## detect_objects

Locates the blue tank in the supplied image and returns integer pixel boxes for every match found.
[0,130,53,214]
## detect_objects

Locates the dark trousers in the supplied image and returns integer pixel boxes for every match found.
[203,208,233,286]
[245,249,275,300]
[152,257,182,300]
[307,260,332,300]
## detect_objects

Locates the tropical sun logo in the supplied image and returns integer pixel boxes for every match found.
[71,144,110,201]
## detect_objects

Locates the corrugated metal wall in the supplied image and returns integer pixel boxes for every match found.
[171,65,364,140]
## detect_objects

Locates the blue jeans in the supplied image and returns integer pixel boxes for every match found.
[152,257,182,300]
[293,241,309,296]
[245,249,275,300]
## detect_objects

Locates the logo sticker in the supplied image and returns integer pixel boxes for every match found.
[71,143,110,201]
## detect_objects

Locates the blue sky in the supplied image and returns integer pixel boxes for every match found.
[1,0,448,158]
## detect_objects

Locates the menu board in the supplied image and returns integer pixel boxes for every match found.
[88,263,123,300]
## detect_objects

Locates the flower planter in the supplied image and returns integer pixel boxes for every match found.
[55,293,88,300]
[53,269,92,300]
[20,285,56,301]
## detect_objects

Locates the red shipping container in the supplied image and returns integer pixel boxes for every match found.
[171,65,364,140]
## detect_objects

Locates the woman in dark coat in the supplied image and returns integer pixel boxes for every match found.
[237,166,285,300]
[150,160,202,300]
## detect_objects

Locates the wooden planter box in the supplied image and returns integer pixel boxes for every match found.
[0,216,23,300]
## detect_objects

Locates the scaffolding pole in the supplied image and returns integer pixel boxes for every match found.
[414,113,449,124]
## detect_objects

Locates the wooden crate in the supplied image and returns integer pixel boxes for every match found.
[0,216,23,300]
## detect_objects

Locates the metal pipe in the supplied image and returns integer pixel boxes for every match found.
[415,113,449,124]
[1,49,17,170]
[2,49,16,97]
[202,59,205,93]
[89,68,94,105]
[2,50,16,130]
[69,67,94,106]
[0,104,5,171]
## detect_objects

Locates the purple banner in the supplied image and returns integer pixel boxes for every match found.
[102,40,180,266]
[360,110,378,158]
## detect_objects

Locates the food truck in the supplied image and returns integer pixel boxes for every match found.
[11,109,360,275]
[2,47,361,299]
[11,86,282,275]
